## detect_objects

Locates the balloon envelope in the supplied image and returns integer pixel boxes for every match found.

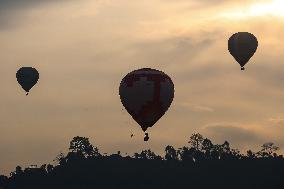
[16,67,39,94]
[228,32,258,69]
[119,68,174,131]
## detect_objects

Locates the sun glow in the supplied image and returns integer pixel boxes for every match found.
[221,0,284,19]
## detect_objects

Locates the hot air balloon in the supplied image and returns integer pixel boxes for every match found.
[119,68,174,141]
[228,32,258,70]
[16,67,39,95]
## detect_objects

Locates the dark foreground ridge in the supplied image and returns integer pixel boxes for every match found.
[1,134,284,189]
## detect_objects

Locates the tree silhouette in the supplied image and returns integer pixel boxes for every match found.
[69,136,100,158]
[257,142,280,158]
[46,164,54,174]
[165,145,178,161]
[188,133,204,151]
[134,149,162,160]
[1,134,284,189]
[247,150,256,159]
[178,146,195,162]
[55,152,67,166]
[201,138,214,159]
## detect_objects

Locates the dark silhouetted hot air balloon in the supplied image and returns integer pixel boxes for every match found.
[119,68,174,141]
[228,32,258,70]
[16,67,39,95]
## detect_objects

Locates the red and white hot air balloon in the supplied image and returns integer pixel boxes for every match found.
[119,68,174,141]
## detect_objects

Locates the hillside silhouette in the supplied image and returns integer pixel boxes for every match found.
[1,133,284,189]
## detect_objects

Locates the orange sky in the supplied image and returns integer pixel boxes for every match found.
[1,0,284,175]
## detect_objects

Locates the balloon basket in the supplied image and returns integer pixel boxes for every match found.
[144,133,149,142]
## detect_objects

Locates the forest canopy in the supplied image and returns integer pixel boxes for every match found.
[1,133,283,189]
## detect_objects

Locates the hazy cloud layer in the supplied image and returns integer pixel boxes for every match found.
[0,0,75,29]
[202,123,265,150]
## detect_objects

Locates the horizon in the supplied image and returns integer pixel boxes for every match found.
[1,0,284,175]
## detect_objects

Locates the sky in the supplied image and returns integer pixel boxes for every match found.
[1,0,284,175]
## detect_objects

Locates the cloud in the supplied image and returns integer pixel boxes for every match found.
[0,0,69,11]
[0,0,73,29]
[268,117,284,126]
[201,122,284,153]
[201,123,266,150]
[193,105,214,112]
[179,102,214,113]
[127,29,221,71]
